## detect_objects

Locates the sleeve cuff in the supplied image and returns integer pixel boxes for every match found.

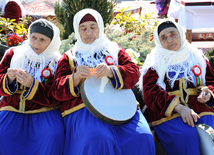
[3,74,18,95]
[204,89,214,108]
[23,78,39,100]
[165,97,180,117]
[108,66,124,89]
[69,74,80,97]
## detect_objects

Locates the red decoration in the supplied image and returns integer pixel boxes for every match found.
[105,56,115,65]
[6,34,24,47]
[192,65,202,76]
[41,68,52,78]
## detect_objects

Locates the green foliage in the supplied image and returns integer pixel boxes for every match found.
[104,24,155,63]
[0,17,30,35]
[112,7,159,35]
[207,47,214,69]
[59,32,76,54]
[0,17,31,46]
[54,0,117,39]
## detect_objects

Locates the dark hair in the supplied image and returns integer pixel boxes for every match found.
[30,21,53,39]
[158,21,177,35]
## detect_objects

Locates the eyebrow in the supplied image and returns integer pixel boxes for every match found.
[160,31,176,38]
[79,23,97,28]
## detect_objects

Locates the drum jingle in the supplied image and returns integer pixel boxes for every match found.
[80,76,137,125]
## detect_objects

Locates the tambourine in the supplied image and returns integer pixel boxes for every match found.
[196,123,214,155]
[80,76,137,125]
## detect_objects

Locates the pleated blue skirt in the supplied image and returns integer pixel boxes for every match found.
[153,115,214,155]
[63,107,155,155]
[0,109,64,155]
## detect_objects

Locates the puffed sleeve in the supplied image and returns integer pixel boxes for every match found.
[108,46,139,89]
[51,51,83,101]
[143,68,179,117]
[0,49,18,96]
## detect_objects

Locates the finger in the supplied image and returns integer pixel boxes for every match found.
[182,116,187,124]
[192,113,199,123]
[187,116,194,127]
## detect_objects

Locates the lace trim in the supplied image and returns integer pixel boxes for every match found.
[73,48,114,67]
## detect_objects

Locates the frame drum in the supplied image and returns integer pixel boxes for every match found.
[196,124,214,155]
[81,76,137,125]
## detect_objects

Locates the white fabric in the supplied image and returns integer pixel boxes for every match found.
[1,0,25,17]
[9,18,61,82]
[72,8,119,66]
[139,19,206,93]
[168,0,214,29]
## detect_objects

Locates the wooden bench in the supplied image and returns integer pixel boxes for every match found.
[151,128,167,155]
[151,128,159,143]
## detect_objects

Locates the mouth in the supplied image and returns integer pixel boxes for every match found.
[168,44,176,48]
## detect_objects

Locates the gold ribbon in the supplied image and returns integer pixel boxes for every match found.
[168,78,203,107]
[19,85,26,113]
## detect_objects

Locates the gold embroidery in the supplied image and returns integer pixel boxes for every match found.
[61,103,85,117]
[0,106,59,114]
[165,97,180,117]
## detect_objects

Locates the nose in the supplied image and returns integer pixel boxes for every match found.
[34,39,40,46]
[167,37,173,42]
[86,28,92,35]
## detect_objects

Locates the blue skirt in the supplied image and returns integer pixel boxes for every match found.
[63,108,155,155]
[153,115,214,155]
[0,109,64,155]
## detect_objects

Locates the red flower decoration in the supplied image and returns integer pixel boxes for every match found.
[7,41,13,46]
[150,36,154,41]
[6,34,24,47]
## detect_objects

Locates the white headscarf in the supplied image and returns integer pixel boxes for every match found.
[139,19,206,92]
[9,18,61,82]
[72,8,119,66]
[1,0,25,17]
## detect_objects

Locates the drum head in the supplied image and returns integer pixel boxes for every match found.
[81,76,137,124]
[196,124,214,155]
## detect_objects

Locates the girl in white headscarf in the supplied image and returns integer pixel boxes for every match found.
[140,19,214,155]
[51,8,155,155]
[0,19,64,154]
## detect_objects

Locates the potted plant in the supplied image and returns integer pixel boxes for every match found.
[0,17,31,59]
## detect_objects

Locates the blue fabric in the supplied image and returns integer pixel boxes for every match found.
[8,79,18,93]
[153,115,214,155]
[63,108,155,155]
[0,110,64,155]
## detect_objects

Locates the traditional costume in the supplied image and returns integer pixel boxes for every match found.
[0,19,64,154]
[155,0,171,16]
[140,20,214,155]
[51,8,155,155]
[0,0,25,23]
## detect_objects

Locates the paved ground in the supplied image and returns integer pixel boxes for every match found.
[116,0,214,53]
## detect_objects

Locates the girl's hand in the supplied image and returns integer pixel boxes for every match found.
[7,68,18,84]
[95,63,113,79]
[16,69,33,87]
[197,86,211,103]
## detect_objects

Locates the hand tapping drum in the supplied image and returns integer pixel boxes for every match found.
[80,76,137,125]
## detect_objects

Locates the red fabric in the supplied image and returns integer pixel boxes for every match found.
[4,2,21,23]
[80,14,96,25]
[0,49,60,111]
[143,59,214,124]
[51,46,140,113]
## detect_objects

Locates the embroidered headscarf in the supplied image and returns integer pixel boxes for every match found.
[139,19,206,93]
[9,18,61,82]
[1,0,25,17]
[72,8,119,67]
